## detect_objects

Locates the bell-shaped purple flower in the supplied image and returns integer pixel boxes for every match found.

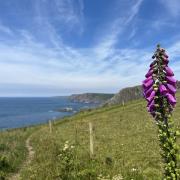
[166,76,177,86]
[143,76,152,84]
[147,106,154,113]
[166,84,176,94]
[147,100,155,112]
[145,69,153,78]
[159,84,168,95]
[143,92,146,98]
[164,53,168,58]
[162,58,169,65]
[165,67,174,76]
[166,93,176,106]
[144,86,153,97]
[146,90,155,102]
[150,61,155,67]
[147,99,154,107]
[143,79,153,89]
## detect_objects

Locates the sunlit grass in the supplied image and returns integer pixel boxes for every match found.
[1,93,180,179]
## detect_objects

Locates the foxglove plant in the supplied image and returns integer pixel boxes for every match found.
[143,44,179,179]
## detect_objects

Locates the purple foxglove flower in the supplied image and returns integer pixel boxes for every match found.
[143,92,146,98]
[145,69,153,78]
[147,106,151,112]
[143,76,152,84]
[150,61,155,67]
[147,107,151,112]
[166,93,176,106]
[145,86,153,97]
[146,90,155,102]
[165,67,174,76]
[149,61,156,69]
[150,112,155,117]
[164,53,168,58]
[147,103,155,112]
[143,79,153,89]
[166,84,176,94]
[159,84,168,95]
[147,99,154,107]
[166,76,177,86]
[147,106,154,112]
[162,58,169,64]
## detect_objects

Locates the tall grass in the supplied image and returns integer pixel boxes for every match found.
[0,127,37,179]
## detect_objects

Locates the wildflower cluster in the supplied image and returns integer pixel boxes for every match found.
[143,44,176,117]
[97,173,123,180]
[57,141,76,179]
[142,44,179,179]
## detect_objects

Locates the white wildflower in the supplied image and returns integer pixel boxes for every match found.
[65,140,69,144]
[70,145,75,149]
[131,168,137,172]
[97,174,110,180]
[63,143,69,151]
[112,174,123,180]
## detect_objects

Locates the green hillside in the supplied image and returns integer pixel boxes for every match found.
[1,94,180,179]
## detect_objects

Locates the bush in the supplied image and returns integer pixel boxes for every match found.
[0,155,10,179]
[57,141,100,180]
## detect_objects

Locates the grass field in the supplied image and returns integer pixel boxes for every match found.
[0,93,180,179]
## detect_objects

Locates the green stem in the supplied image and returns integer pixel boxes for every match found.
[157,113,178,179]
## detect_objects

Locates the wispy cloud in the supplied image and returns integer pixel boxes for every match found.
[160,0,180,17]
[0,0,180,96]
[55,0,84,26]
[0,0,148,96]
[125,0,143,24]
[94,0,143,61]
[0,22,13,36]
[0,35,152,96]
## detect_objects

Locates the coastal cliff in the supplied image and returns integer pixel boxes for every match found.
[105,81,180,106]
[69,93,114,104]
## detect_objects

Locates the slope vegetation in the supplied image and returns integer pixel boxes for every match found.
[1,93,180,179]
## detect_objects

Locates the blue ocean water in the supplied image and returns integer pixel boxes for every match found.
[0,97,97,130]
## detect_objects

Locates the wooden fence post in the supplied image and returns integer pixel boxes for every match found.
[122,100,124,106]
[89,122,94,158]
[75,123,78,145]
[49,120,52,134]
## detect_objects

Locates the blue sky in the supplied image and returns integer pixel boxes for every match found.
[1,0,180,96]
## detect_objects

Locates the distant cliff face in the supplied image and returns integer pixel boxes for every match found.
[105,81,180,106]
[69,93,114,104]
[105,85,142,106]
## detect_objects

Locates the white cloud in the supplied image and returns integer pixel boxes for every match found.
[0,0,149,96]
[1,0,180,96]
[0,35,152,96]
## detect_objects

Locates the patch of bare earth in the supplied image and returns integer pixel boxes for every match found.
[9,136,35,180]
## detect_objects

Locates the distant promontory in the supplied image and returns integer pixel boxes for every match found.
[69,93,114,104]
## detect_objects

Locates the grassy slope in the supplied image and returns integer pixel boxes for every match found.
[0,126,39,178]
[1,93,180,179]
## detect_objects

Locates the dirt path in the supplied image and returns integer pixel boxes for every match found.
[9,135,35,180]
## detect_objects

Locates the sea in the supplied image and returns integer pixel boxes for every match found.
[0,97,98,130]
